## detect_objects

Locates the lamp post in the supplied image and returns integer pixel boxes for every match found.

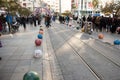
[6,0,11,33]
[31,0,34,11]
[33,1,35,11]
[59,0,61,14]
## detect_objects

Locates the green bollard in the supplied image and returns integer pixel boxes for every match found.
[23,71,40,80]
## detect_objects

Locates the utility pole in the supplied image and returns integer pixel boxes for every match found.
[31,0,34,11]
[6,0,11,33]
[33,1,34,11]
[59,0,61,14]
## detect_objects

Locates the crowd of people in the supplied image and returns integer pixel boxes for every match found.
[0,13,45,34]
[78,15,120,34]
[1,13,120,35]
[0,12,59,34]
[0,12,120,35]
[53,14,120,35]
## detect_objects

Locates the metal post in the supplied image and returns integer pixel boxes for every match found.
[33,1,34,11]
[6,0,11,33]
[31,0,34,11]
[59,0,61,13]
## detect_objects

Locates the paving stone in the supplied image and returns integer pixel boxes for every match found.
[20,54,33,59]
[0,55,11,60]
[9,55,22,60]
[18,59,31,66]
[0,66,16,73]
[0,72,13,80]
[10,72,24,80]
[0,47,16,55]
[30,65,42,72]
[0,60,7,69]
[4,60,19,66]
[14,66,30,73]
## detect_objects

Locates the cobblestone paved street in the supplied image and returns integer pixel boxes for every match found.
[0,21,120,80]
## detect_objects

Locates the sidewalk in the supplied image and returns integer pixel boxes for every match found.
[0,25,42,80]
[71,20,120,48]
[0,22,64,80]
[0,23,49,80]
[90,31,120,46]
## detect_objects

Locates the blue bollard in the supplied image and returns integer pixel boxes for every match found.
[37,34,43,39]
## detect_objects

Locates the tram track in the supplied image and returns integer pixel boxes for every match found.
[48,24,101,80]
[47,22,120,80]
[55,23,120,67]
[43,27,65,80]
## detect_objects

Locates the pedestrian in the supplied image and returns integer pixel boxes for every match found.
[52,15,56,22]
[0,14,6,33]
[0,33,2,60]
[106,16,112,32]
[95,16,101,32]
[44,14,51,28]
[82,15,86,22]
[21,15,26,30]
[0,19,3,33]
[0,33,2,47]
[36,14,42,25]
[6,13,13,33]
[59,15,63,24]
[32,15,37,27]
[110,17,117,33]
[87,15,92,22]
[0,19,3,48]
[65,15,70,25]
[100,16,106,32]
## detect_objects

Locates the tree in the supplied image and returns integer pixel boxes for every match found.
[18,7,31,16]
[114,1,120,15]
[101,1,120,16]
[0,0,7,8]
[101,3,114,13]
[0,0,31,16]
[62,10,71,16]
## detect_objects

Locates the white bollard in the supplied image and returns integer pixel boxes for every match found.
[34,49,43,58]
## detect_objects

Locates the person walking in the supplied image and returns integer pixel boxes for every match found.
[44,14,51,28]
[0,17,3,33]
[0,14,6,33]
[32,15,37,27]
[6,13,13,33]
[36,14,42,25]
[65,15,70,25]
[100,16,106,32]
[0,32,2,60]
[21,15,26,30]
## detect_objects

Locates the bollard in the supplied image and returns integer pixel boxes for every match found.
[23,71,40,80]
[113,39,120,49]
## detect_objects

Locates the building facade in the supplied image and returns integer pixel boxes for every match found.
[18,0,41,11]
[17,0,118,16]
[72,0,102,17]
[17,0,60,13]
[17,0,71,13]
[43,0,60,13]
[72,0,118,17]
